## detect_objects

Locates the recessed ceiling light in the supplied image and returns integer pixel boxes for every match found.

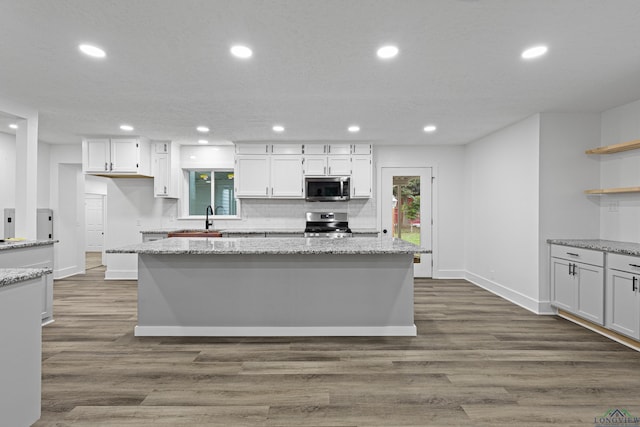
[119,124,134,131]
[230,45,253,59]
[272,125,285,132]
[196,126,210,133]
[8,124,18,130]
[521,45,548,59]
[198,139,209,144]
[377,45,399,59]
[348,125,360,133]
[189,155,197,159]
[79,44,106,58]
[423,125,437,133]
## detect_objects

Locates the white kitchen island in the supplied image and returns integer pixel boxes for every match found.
[108,237,428,337]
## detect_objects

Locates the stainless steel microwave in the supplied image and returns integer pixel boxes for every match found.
[305,177,350,202]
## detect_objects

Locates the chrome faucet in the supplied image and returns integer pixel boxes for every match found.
[205,205,214,230]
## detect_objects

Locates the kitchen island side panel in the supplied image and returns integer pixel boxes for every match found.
[136,253,415,336]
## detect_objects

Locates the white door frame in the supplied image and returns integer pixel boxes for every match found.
[378,164,438,278]
[84,193,106,262]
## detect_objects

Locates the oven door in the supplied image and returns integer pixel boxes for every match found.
[305,177,350,201]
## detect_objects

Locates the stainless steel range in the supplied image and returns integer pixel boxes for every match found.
[304,212,352,238]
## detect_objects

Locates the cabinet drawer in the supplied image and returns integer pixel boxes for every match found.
[607,253,640,273]
[550,245,604,267]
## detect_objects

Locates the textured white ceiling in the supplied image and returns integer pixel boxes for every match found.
[1,0,640,145]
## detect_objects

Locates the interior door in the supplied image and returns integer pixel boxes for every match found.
[85,194,104,252]
[381,167,432,277]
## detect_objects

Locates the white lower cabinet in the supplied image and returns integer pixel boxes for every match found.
[142,232,168,243]
[605,253,640,340]
[550,245,604,325]
[0,244,54,325]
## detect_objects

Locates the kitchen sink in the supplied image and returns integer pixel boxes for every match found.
[167,230,222,238]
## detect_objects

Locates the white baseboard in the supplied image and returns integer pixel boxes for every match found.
[54,266,83,280]
[464,271,551,315]
[134,325,417,337]
[433,269,466,279]
[105,269,138,280]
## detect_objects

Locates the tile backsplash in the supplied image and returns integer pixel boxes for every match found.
[232,198,377,230]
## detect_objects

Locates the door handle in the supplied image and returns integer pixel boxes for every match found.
[633,276,638,292]
[383,229,388,234]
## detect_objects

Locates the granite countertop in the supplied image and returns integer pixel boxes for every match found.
[0,267,52,288]
[109,236,429,255]
[0,240,57,252]
[140,228,379,235]
[547,239,640,257]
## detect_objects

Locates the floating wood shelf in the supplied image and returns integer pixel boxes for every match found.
[586,139,640,154]
[584,186,640,195]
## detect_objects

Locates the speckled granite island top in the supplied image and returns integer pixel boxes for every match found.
[0,240,56,252]
[547,239,640,257]
[140,228,378,235]
[109,236,428,255]
[0,268,52,288]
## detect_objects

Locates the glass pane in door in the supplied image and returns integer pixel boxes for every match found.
[392,176,421,262]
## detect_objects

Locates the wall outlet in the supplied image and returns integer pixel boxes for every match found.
[608,201,619,212]
[136,219,142,226]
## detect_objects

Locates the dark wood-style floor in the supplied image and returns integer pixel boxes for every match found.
[33,263,640,426]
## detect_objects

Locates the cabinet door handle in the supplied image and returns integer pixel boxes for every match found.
[324,166,326,175]
[572,263,577,276]
[104,162,108,171]
[566,252,579,257]
[110,162,113,171]
[633,276,638,292]
[266,187,269,195]
[164,186,167,194]
[629,264,640,268]
[568,263,572,276]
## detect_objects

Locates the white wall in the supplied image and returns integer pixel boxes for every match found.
[104,178,178,279]
[49,144,84,278]
[464,115,541,310]
[0,134,50,238]
[85,174,108,195]
[37,141,51,208]
[0,132,16,238]
[599,99,640,242]
[375,145,466,278]
[538,113,601,307]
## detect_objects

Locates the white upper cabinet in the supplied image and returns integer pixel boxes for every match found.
[271,144,303,155]
[236,144,270,155]
[151,141,179,198]
[327,156,351,176]
[271,156,304,198]
[351,155,373,198]
[235,142,372,199]
[352,143,372,155]
[304,156,327,175]
[327,144,351,155]
[303,144,327,155]
[110,138,140,172]
[83,137,151,176]
[235,155,271,197]
[83,138,111,173]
